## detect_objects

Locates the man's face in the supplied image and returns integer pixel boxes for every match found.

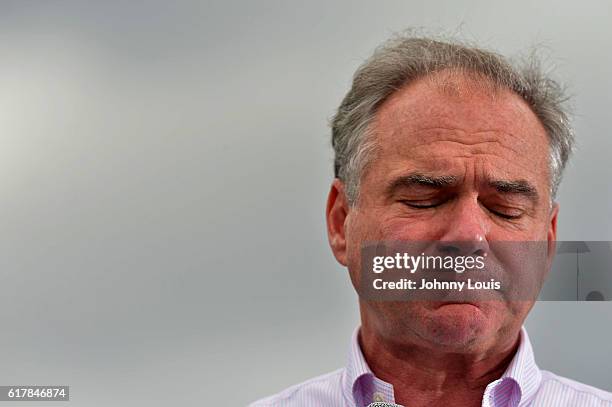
[328,72,558,352]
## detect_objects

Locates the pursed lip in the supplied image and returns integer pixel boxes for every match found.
[430,300,482,310]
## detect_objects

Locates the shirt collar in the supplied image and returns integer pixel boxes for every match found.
[343,326,395,406]
[483,327,542,407]
[343,326,541,407]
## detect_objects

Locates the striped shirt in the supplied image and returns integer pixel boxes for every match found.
[249,327,612,406]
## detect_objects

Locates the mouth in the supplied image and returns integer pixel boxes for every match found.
[431,301,481,310]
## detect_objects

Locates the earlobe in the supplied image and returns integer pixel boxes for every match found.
[326,179,349,266]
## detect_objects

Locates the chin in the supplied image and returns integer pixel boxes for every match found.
[417,303,494,350]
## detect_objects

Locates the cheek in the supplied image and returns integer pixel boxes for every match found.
[344,215,370,276]
[345,212,393,280]
[380,217,442,240]
[346,209,387,241]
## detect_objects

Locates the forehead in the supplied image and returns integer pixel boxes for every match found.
[370,72,551,180]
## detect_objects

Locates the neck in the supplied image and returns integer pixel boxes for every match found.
[359,321,521,407]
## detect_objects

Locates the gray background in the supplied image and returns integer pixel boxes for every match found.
[0,1,610,406]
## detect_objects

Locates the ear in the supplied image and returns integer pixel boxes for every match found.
[326,178,350,266]
[546,202,559,268]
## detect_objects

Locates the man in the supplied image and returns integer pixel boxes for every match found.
[250,34,612,406]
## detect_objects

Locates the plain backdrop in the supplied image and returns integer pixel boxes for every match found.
[0,1,610,406]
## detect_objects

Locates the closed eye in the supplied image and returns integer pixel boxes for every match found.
[400,200,443,209]
[486,207,524,220]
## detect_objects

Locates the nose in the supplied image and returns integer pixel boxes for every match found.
[435,195,490,257]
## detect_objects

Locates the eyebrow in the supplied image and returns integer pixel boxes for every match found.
[386,174,540,203]
[386,173,458,194]
[488,180,539,202]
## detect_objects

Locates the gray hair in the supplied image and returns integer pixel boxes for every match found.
[331,33,574,205]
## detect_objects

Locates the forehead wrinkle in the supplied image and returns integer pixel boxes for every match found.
[379,151,545,196]
[374,122,545,170]
[416,152,543,180]
[377,123,537,154]
[419,140,524,160]
[385,132,528,161]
